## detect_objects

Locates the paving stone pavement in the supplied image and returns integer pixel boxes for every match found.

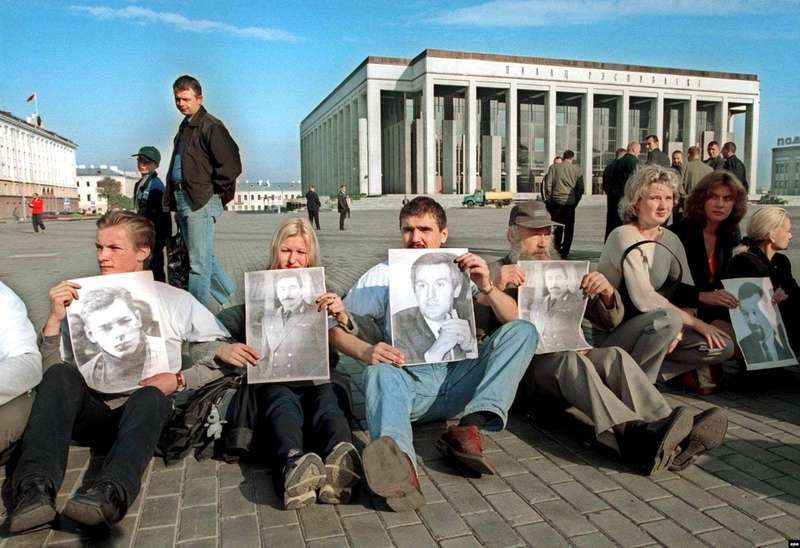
[2,205,800,547]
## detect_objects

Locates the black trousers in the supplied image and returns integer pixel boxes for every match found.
[547,202,577,257]
[13,363,172,505]
[149,235,167,283]
[31,214,45,232]
[307,208,320,230]
[257,383,351,468]
[605,194,623,241]
[338,210,348,230]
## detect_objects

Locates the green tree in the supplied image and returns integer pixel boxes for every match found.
[107,193,133,210]
[97,177,122,198]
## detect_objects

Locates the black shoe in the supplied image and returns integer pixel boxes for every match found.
[622,407,693,476]
[62,480,128,528]
[8,477,56,534]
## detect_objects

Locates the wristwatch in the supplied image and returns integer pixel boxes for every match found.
[175,372,187,392]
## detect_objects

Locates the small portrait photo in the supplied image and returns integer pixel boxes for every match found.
[245,267,329,384]
[722,277,798,370]
[66,271,170,394]
[388,248,479,366]
[518,260,591,354]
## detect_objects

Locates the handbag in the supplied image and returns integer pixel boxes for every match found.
[617,239,693,320]
[167,226,190,290]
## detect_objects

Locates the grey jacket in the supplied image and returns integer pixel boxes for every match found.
[543,162,584,205]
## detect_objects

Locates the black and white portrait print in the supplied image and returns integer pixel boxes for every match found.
[518,260,591,354]
[245,267,329,383]
[722,277,798,370]
[66,271,169,393]
[388,248,479,366]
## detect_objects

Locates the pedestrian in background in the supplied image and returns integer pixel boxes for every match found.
[164,75,240,307]
[132,146,171,282]
[542,149,583,258]
[337,185,350,231]
[27,193,45,233]
[305,185,321,230]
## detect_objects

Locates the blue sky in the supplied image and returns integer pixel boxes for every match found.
[2,1,799,189]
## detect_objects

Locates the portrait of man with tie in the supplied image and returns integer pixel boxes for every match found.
[246,268,328,383]
[731,280,796,368]
[390,251,479,365]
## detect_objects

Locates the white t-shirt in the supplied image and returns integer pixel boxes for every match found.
[0,281,42,405]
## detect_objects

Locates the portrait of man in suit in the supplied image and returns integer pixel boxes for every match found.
[248,268,328,383]
[735,281,794,366]
[391,251,478,365]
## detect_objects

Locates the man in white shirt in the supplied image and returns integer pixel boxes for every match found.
[0,282,42,463]
[9,211,248,534]
[331,197,538,511]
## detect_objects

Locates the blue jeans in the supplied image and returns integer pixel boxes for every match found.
[174,191,236,306]
[363,320,538,466]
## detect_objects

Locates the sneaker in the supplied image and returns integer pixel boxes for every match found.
[622,406,693,476]
[283,453,326,510]
[62,479,128,528]
[669,407,728,471]
[435,425,496,475]
[8,477,56,534]
[319,442,362,505]
[362,437,424,512]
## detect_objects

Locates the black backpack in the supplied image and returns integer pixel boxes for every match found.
[167,226,190,290]
[156,374,242,464]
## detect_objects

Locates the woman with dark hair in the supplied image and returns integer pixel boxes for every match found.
[668,171,748,324]
[726,206,799,356]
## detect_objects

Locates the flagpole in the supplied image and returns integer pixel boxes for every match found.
[34,94,39,117]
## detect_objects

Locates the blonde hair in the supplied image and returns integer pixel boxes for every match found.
[620,164,680,224]
[746,206,789,243]
[96,210,154,255]
[268,217,320,269]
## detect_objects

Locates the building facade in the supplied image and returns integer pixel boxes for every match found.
[300,49,760,197]
[0,110,78,218]
[75,165,139,214]
[772,136,800,195]
[229,181,302,212]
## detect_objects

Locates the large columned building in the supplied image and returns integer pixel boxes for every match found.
[300,49,760,197]
[0,110,78,218]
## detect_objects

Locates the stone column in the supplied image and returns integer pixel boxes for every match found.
[655,92,665,145]
[745,99,759,194]
[367,83,382,195]
[358,93,369,196]
[466,81,478,193]
[546,87,557,171]
[582,90,594,196]
[619,90,630,148]
[687,96,697,149]
[507,84,518,193]
[423,76,436,194]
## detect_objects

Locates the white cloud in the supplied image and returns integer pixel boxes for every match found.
[68,5,301,42]
[431,0,800,27]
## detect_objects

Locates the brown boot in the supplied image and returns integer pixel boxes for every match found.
[362,437,425,512]
[669,407,728,471]
[436,424,496,475]
[621,407,693,476]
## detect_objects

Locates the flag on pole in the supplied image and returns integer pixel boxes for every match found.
[26,93,36,102]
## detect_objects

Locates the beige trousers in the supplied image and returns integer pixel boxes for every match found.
[518,347,672,452]
[0,392,34,463]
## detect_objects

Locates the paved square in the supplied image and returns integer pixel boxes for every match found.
[2,204,800,547]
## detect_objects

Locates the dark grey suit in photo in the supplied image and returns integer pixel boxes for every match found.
[392,306,477,365]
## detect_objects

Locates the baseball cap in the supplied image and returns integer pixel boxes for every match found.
[508,201,563,228]
[132,146,161,164]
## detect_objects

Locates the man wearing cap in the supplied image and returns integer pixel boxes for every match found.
[132,147,171,282]
[478,201,727,476]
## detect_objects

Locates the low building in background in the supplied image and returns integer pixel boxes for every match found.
[0,110,78,218]
[75,165,138,214]
[229,181,302,212]
[772,136,800,195]
[301,48,760,197]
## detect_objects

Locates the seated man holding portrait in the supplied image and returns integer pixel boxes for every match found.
[8,211,245,534]
[481,201,727,475]
[331,197,537,511]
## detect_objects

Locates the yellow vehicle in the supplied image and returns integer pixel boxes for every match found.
[462,188,514,208]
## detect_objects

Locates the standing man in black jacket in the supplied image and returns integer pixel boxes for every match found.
[305,185,321,230]
[132,146,171,282]
[644,135,670,167]
[604,142,640,240]
[164,75,241,307]
[722,142,749,190]
[337,185,350,231]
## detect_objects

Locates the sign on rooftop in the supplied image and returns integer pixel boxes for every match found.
[777,137,800,146]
